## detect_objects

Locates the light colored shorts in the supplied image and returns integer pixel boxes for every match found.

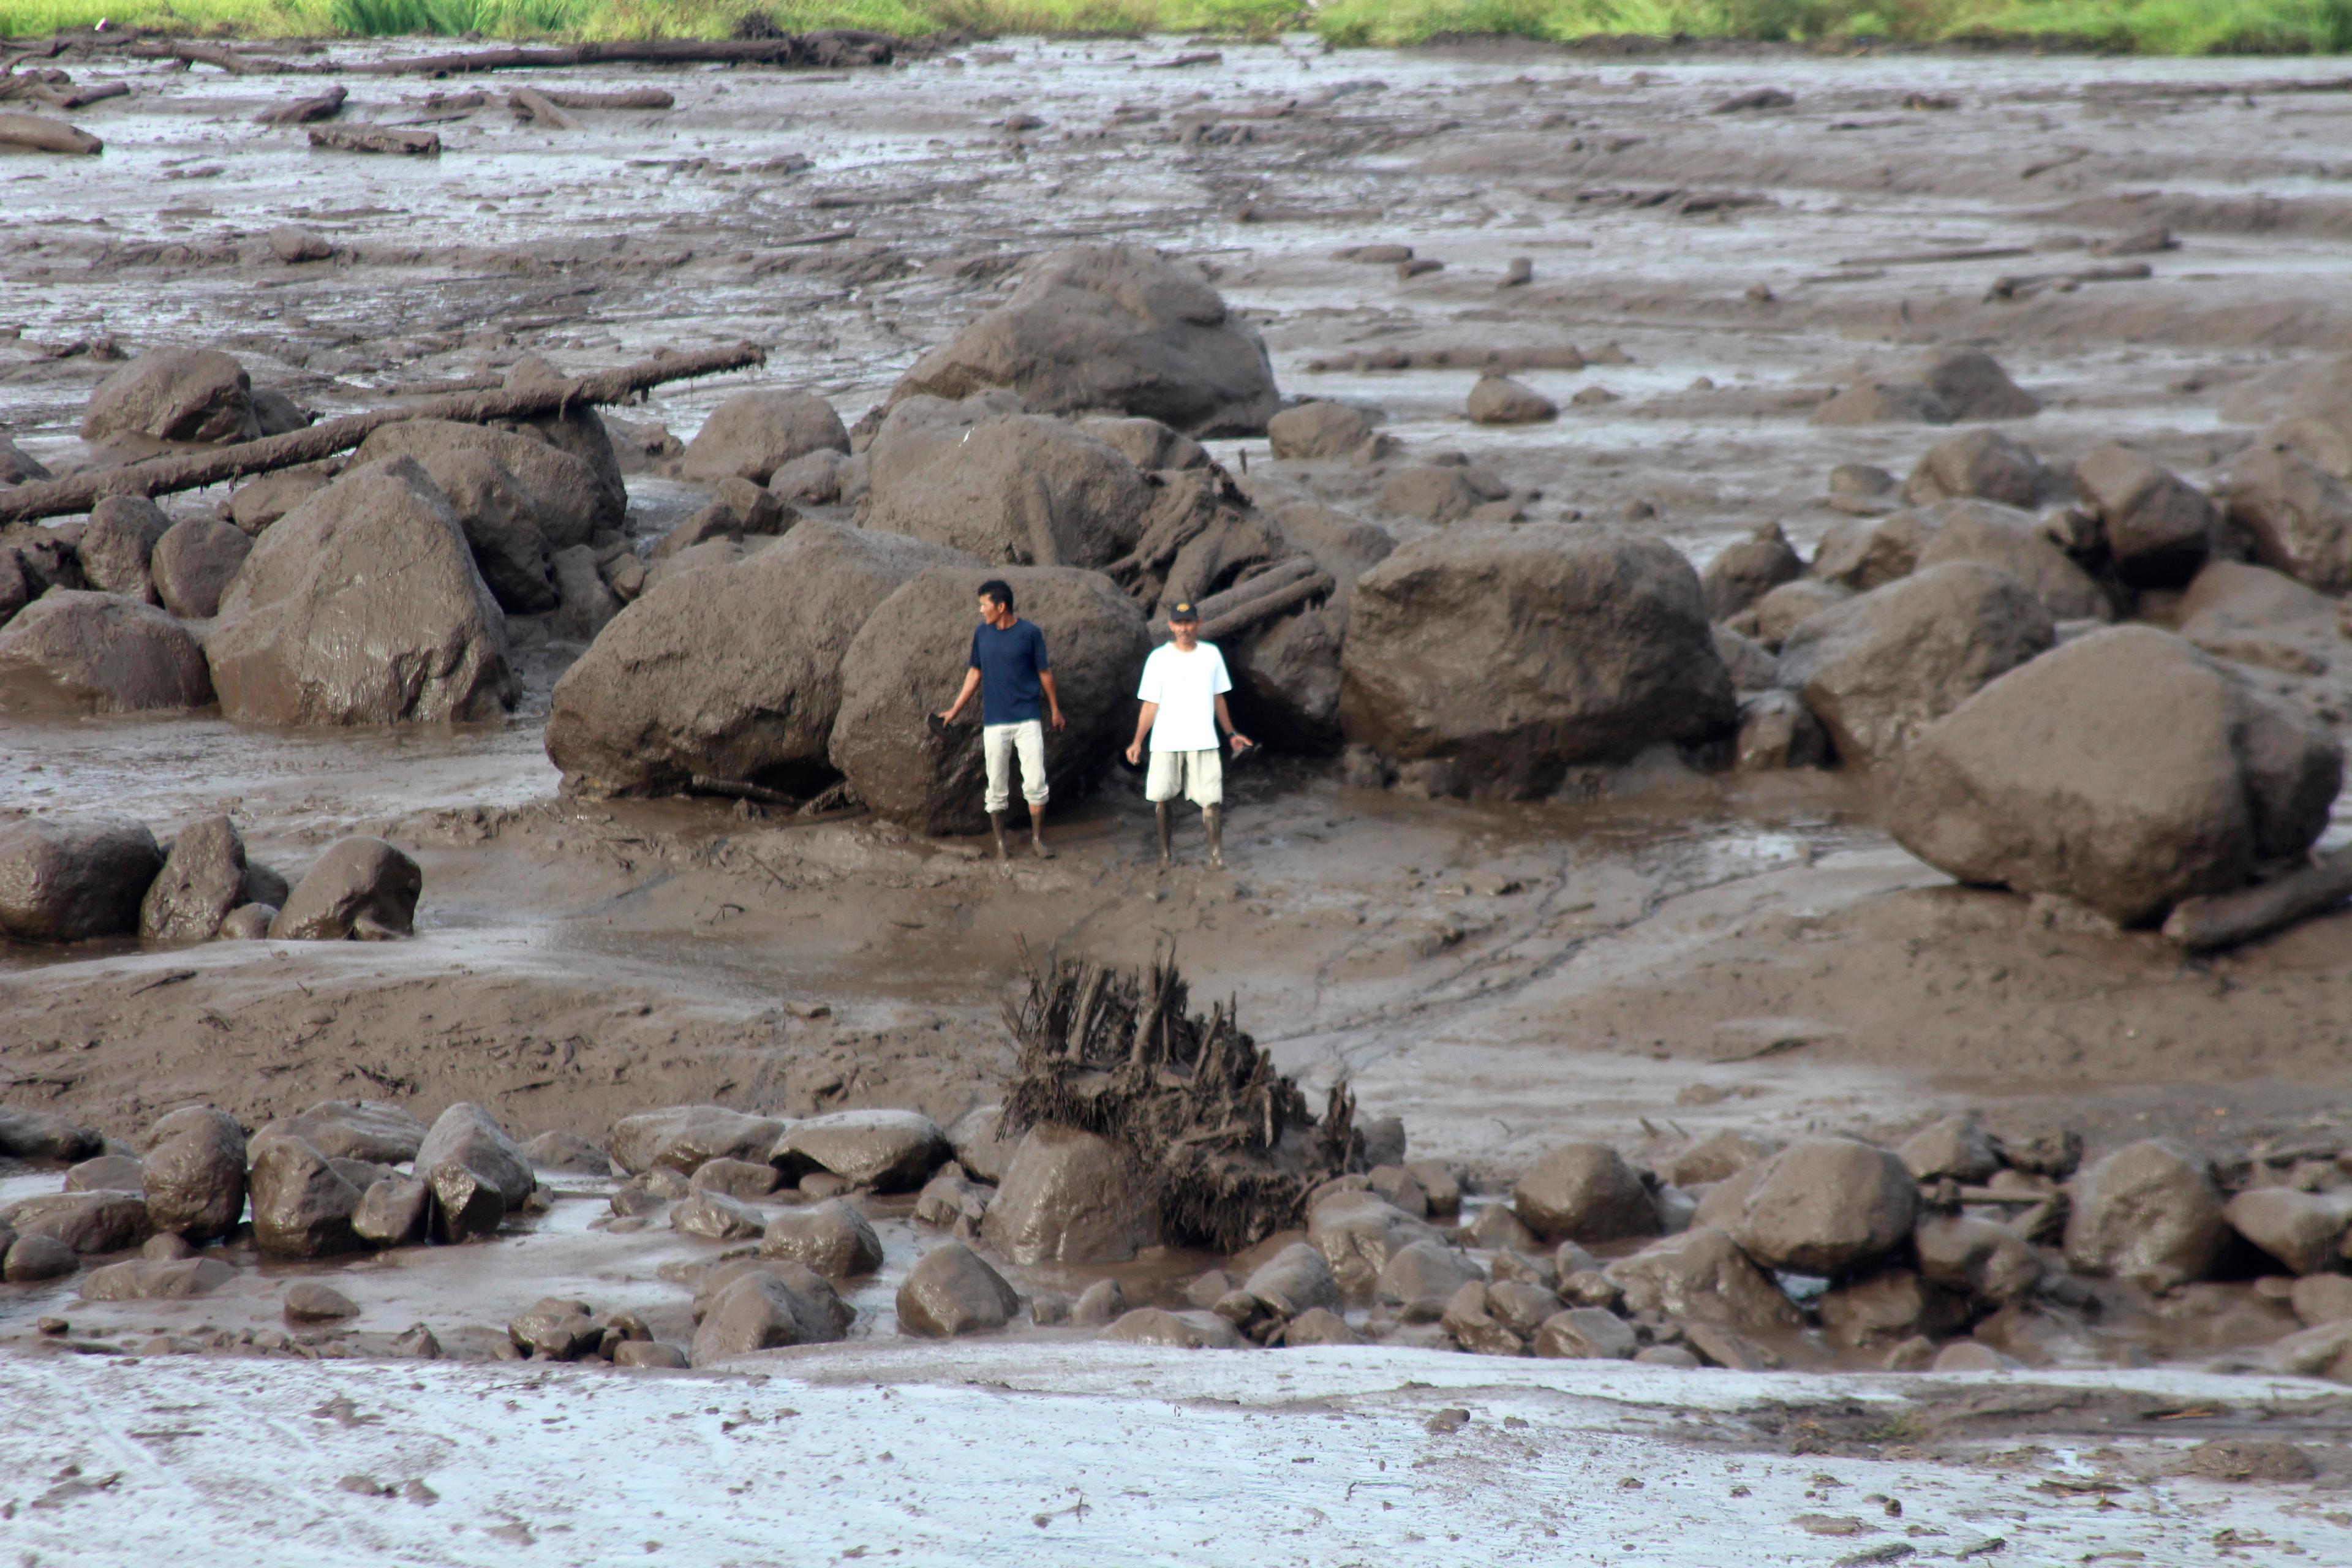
[983,719,1049,813]
[1145,747,1223,807]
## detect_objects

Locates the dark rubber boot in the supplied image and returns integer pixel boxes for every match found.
[990,812,1009,861]
[1155,802,1173,868]
[1204,807,1226,870]
[1030,810,1054,859]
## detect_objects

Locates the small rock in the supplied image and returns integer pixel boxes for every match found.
[689,1157,781,1199]
[1532,1306,1637,1360]
[1465,375,1557,426]
[1071,1279,1126,1325]
[270,837,421,941]
[896,1241,1020,1338]
[2185,1438,2316,1483]
[284,1281,360,1324]
[1513,1142,1660,1245]
[1100,1307,1245,1349]
[671,1190,767,1242]
[761,1197,883,1278]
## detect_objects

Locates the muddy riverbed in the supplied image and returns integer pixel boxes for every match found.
[8,31,2352,1561]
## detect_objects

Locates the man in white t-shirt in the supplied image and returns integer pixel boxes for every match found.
[1124,600,1253,869]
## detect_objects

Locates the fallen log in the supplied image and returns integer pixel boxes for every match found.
[0,108,98,153]
[2162,848,2352,951]
[0,342,765,525]
[1197,569,1334,644]
[308,123,438,156]
[129,40,292,75]
[507,87,576,129]
[537,88,673,110]
[255,84,345,125]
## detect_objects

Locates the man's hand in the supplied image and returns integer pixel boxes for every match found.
[1050,706,1068,732]
[1229,733,1255,754]
[933,707,960,725]
[1125,739,1144,766]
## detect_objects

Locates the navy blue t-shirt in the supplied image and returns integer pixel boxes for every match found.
[969,618,1050,725]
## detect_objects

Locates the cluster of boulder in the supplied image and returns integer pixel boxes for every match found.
[0,816,417,945]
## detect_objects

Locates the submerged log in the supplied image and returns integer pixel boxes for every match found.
[0,109,99,154]
[255,85,346,125]
[536,88,674,110]
[507,88,576,129]
[2163,848,2352,952]
[307,123,439,156]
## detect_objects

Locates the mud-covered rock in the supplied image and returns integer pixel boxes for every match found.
[689,1156,780,1199]
[225,467,331,535]
[1238,1241,1341,1321]
[2223,1186,2352,1276]
[65,1155,143,1193]
[1820,1268,1969,1348]
[549,545,619,641]
[79,495,170,602]
[1275,1306,1363,1346]
[913,1164,994,1232]
[946,1105,1019,1185]
[979,1125,1158,1265]
[761,1198,884,1277]
[610,1106,788,1175]
[893,244,1281,437]
[1376,1238,1482,1317]
[692,1264,850,1363]
[1465,374,1557,425]
[138,815,246,942]
[1341,529,1734,796]
[1309,1189,1444,1295]
[0,815,162,942]
[1811,507,1942,594]
[1916,349,2038,420]
[2074,444,2215,587]
[2220,442,2352,593]
[1724,1139,1918,1277]
[1533,1306,1638,1359]
[1913,1213,2043,1303]
[671,1189,768,1242]
[897,1241,1021,1337]
[1513,1143,1660,1245]
[548,521,967,798]
[1101,1306,1246,1348]
[2065,1138,2228,1290]
[1376,461,1510,525]
[1079,415,1207,472]
[1777,562,2055,771]
[400,445,559,614]
[424,1160,505,1243]
[1605,1226,1800,1330]
[1904,429,2049,509]
[1267,401,1373,459]
[259,1101,427,1166]
[1889,626,2342,925]
[352,1175,431,1245]
[1,432,51,486]
[1733,689,1830,771]
[80,1256,235,1300]
[0,591,214,715]
[415,1102,534,1208]
[81,347,259,445]
[1703,522,1803,620]
[247,1136,363,1258]
[682,389,848,485]
[830,564,1151,834]
[1912,500,2111,622]
[207,458,515,724]
[1898,1115,2000,1183]
[1440,1281,1528,1356]
[1668,1131,1777,1188]
[353,419,612,547]
[270,837,421,940]
[1749,578,1850,649]
[0,1106,101,1163]
[150,516,251,620]
[5,1190,151,1255]
[1811,380,1951,427]
[771,1109,947,1193]
[2,1234,78,1281]
[140,1107,246,1242]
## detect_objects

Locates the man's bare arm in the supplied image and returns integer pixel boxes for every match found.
[1215,693,1253,750]
[1126,699,1160,764]
[937,668,982,723]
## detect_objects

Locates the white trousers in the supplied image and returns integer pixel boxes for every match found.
[982,720,1049,813]
[1145,747,1223,807]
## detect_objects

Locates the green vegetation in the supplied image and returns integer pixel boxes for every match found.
[2,0,2348,55]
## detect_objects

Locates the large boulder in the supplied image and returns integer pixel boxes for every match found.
[2220,442,2352,593]
[1339,529,1735,797]
[2073,445,2214,587]
[1465,375,1556,425]
[1776,562,2055,771]
[1912,500,2111,622]
[246,1135,364,1258]
[81,347,259,445]
[4,1191,152,1255]
[611,1106,788,1175]
[141,1107,247,1242]
[770,1109,947,1192]
[1904,429,2049,509]
[1512,1144,1660,1245]
[1917,349,2040,421]
[257,1101,427,1166]
[1888,626,2341,924]
[829,564,1151,834]
[139,814,248,941]
[682,390,848,484]
[2224,1186,2352,1276]
[2064,1139,2228,1291]
[692,1265,850,1364]
[861,396,1158,569]
[414,1102,535,1208]
[150,516,251,619]
[394,445,559,614]
[78,495,170,601]
[352,420,613,546]
[979,1126,1159,1265]
[270,837,421,940]
[1267,401,1373,460]
[0,815,162,941]
[0,1107,100,1162]
[1721,1138,1918,1278]
[547,521,968,798]
[1227,605,1346,753]
[761,1199,884,1278]
[1604,1227,1801,1331]
[0,590,214,715]
[893,244,1281,437]
[500,357,629,524]
[896,1241,1020,1337]
[206,458,515,724]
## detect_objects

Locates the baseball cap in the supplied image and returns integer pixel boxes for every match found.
[1167,601,1200,622]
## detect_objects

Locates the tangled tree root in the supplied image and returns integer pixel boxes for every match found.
[1001,948,1357,1253]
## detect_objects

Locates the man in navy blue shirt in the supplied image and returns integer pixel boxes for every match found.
[935,579,1066,859]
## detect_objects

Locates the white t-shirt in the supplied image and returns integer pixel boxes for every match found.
[1137,641,1232,753]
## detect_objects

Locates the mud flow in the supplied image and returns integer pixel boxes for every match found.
[7,32,2352,1562]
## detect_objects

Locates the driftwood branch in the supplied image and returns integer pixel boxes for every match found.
[0,343,765,524]
[255,85,345,125]
[2163,848,2352,951]
[1198,570,1333,644]
[507,88,576,129]
[308,123,439,156]
[534,88,674,110]
[0,108,98,153]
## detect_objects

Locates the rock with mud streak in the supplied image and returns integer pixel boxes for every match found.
[979,1126,1159,1265]
[1275,1307,1363,1347]
[1532,1306,1637,1360]
[260,1101,428,1166]
[1917,349,2040,421]
[1667,1131,1777,1189]
[497,360,629,525]
[1702,522,1803,620]
[226,467,331,535]
[913,1164,993,1233]
[81,347,260,445]
[1605,1227,1800,1331]
[1240,1242,1342,1320]
[547,521,967,798]
[549,546,619,642]
[208,458,515,724]
[4,1191,152,1255]
[1101,1306,1248,1349]
[609,1106,787,1175]
[1513,1144,1660,1245]
[693,1265,850,1363]
[1227,605,1344,753]
[0,1106,101,1163]
[138,815,246,942]
[831,565,1150,834]
[894,244,1281,437]
[1,432,51,485]
[2073,445,2215,587]
[352,1175,430,1246]
[1748,579,1849,650]
[2065,1138,2228,1290]
[861,398,1156,569]
[0,815,163,942]
[424,1161,505,1243]
[415,1102,535,1207]
[690,1156,780,1199]
[672,1189,768,1242]
[79,1256,235,1300]
[1819,1268,1968,1349]
[1912,500,2113,622]
[682,390,849,485]
[80,494,171,602]
[1777,562,2054,771]
[768,448,846,506]
[509,1298,601,1360]
[398,445,559,614]
[1267,401,1372,459]
[1734,690,1830,772]
[216,903,274,940]
[771,1109,948,1193]
[1465,374,1557,426]
[761,1199,884,1278]
[1913,1214,2043,1304]
[1811,508,1941,592]
[151,517,251,620]
[140,1107,246,1242]
[66,1154,144,1192]
[1079,415,1208,473]
[270,837,421,940]
[1309,1190,1444,1295]
[946,1104,1019,1185]
[897,1241,1021,1338]
[1904,429,2050,510]
[1725,1139,1917,1278]
[0,592,214,716]
[1376,462,1509,526]
[4,1234,78,1281]
[2220,443,2352,593]
[1440,1282,1528,1357]
[1810,381,1951,428]
[247,1136,364,1258]
[1889,626,2340,925]
[1898,1115,2000,1183]
[1341,529,1734,797]
[353,420,614,547]
[2224,1186,2352,1276]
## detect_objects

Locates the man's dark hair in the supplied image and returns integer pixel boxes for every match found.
[978,579,1014,612]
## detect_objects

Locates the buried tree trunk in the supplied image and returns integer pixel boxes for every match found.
[2163,847,2352,951]
[999,948,1357,1253]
